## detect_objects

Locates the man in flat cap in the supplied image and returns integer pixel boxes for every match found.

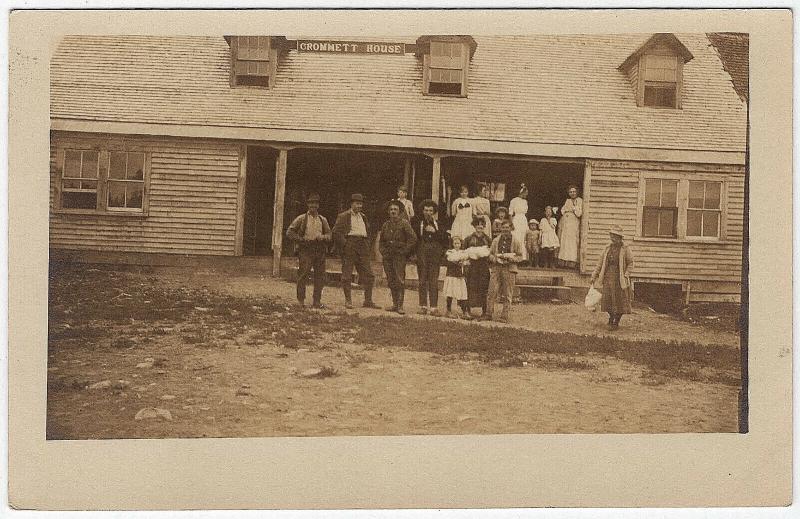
[332,193,379,309]
[286,193,332,308]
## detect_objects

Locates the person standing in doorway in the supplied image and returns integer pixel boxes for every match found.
[450,185,474,242]
[509,184,530,262]
[286,193,332,308]
[558,185,583,269]
[413,199,448,316]
[486,219,524,323]
[332,193,379,310]
[590,224,634,330]
[379,200,417,315]
[473,183,493,239]
[396,185,414,221]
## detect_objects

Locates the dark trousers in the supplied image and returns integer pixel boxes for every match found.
[383,255,407,308]
[341,236,375,302]
[417,242,442,308]
[540,248,555,268]
[296,243,327,304]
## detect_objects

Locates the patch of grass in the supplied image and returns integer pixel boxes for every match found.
[535,355,597,371]
[347,317,740,386]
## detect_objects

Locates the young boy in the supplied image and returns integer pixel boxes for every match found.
[525,219,541,268]
[396,185,414,220]
[486,219,524,323]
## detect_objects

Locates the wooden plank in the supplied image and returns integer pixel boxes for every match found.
[234,145,247,256]
[431,154,441,203]
[272,148,288,277]
[579,159,591,273]
[689,293,741,303]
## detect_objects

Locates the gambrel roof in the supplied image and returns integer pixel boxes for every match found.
[51,33,747,157]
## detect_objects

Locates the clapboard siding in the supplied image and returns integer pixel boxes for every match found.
[50,132,241,256]
[583,159,745,287]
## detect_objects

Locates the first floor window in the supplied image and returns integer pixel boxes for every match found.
[59,148,148,214]
[642,178,678,238]
[639,175,726,241]
[61,149,100,209]
[687,180,722,238]
[108,151,145,210]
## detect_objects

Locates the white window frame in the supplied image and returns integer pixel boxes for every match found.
[423,40,469,97]
[55,146,151,217]
[637,52,684,109]
[636,172,728,242]
[106,151,147,213]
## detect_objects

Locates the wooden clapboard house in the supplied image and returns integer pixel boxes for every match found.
[49,33,748,303]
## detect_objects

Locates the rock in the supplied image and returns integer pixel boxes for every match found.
[458,415,475,422]
[297,348,310,353]
[160,395,176,400]
[300,368,322,378]
[112,380,131,390]
[156,370,167,375]
[88,380,112,390]
[136,362,154,369]
[194,307,211,312]
[144,357,155,362]
[134,407,173,421]
[235,388,252,396]
[200,406,211,411]
[348,338,356,343]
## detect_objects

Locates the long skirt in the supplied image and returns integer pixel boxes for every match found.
[466,259,490,308]
[601,266,632,314]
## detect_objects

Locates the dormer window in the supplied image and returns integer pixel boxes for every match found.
[416,35,477,97]
[619,33,693,109]
[227,36,279,88]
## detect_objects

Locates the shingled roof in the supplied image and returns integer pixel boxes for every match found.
[707,32,749,103]
[51,33,746,155]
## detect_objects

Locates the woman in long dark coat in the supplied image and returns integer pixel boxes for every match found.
[463,216,492,319]
[590,224,634,330]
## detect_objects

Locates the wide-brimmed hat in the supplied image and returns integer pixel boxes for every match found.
[528,218,539,225]
[397,185,408,193]
[350,193,364,202]
[609,225,625,237]
[306,193,320,203]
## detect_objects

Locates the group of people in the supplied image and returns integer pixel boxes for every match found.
[287,184,633,329]
[448,183,583,270]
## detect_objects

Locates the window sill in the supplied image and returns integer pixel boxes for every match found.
[633,236,732,245]
[52,208,147,218]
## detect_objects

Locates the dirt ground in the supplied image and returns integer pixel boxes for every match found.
[47,263,742,439]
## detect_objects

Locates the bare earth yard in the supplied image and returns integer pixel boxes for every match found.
[47,263,742,438]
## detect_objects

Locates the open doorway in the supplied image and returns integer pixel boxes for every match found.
[440,156,585,223]
[242,146,278,256]
[284,148,429,240]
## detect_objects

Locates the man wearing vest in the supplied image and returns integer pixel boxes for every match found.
[286,193,332,308]
[332,193,379,310]
[412,199,448,316]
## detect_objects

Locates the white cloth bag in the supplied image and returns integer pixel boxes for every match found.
[584,287,602,311]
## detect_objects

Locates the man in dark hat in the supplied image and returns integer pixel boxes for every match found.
[379,199,417,314]
[411,199,448,316]
[286,193,332,308]
[332,193,379,309]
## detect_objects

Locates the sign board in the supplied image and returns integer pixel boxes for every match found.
[297,40,406,55]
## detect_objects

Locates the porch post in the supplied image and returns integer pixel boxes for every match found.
[431,153,441,203]
[579,159,592,273]
[403,157,412,192]
[272,148,288,277]
[234,145,248,256]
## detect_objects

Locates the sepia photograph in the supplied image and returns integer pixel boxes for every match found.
[44,29,751,440]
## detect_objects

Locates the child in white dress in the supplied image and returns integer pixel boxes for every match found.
[443,235,471,319]
[539,206,560,269]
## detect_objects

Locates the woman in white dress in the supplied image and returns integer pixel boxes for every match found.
[508,184,530,261]
[472,183,493,240]
[557,185,583,269]
[450,185,475,241]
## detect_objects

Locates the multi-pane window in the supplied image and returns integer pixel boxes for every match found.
[427,41,465,95]
[643,54,678,108]
[642,178,679,238]
[61,150,100,209]
[231,36,273,87]
[108,152,145,211]
[58,148,148,214]
[687,181,722,238]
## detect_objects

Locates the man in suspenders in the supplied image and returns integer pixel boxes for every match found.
[286,193,332,308]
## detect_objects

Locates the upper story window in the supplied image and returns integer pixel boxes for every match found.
[618,34,693,109]
[227,36,280,88]
[416,35,476,97]
[56,148,149,215]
